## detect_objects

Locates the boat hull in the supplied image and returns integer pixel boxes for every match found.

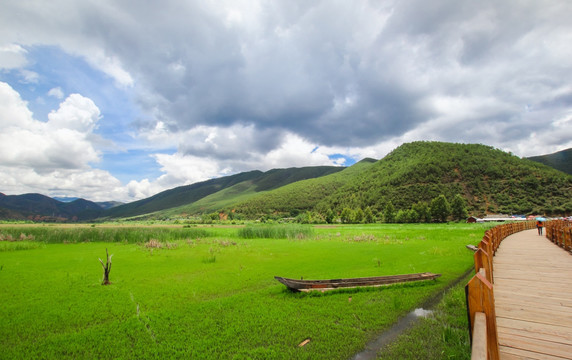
[274,272,441,292]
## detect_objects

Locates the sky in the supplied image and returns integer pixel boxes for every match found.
[1,1,571,203]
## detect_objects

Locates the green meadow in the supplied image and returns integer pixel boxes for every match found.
[0,223,487,359]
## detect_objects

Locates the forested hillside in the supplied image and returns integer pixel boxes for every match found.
[315,142,572,217]
[528,148,572,175]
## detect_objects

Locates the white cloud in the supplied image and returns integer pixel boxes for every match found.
[47,93,100,133]
[18,69,39,83]
[86,48,134,88]
[48,87,64,99]
[0,81,35,128]
[0,43,28,69]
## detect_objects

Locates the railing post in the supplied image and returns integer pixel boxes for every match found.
[471,312,487,360]
[479,239,493,278]
[466,272,499,360]
[474,249,493,284]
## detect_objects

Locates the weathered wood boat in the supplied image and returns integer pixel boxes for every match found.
[274,272,441,292]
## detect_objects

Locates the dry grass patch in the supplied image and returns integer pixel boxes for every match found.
[144,239,178,249]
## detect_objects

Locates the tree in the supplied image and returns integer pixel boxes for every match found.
[407,209,420,223]
[451,194,468,221]
[353,208,364,223]
[384,201,395,223]
[325,208,335,224]
[364,206,375,223]
[430,195,450,222]
[296,211,311,224]
[395,209,407,223]
[413,201,431,223]
[340,208,353,224]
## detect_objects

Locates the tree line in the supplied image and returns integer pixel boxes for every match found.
[293,194,468,224]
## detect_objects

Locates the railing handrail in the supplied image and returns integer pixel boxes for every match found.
[466,220,538,360]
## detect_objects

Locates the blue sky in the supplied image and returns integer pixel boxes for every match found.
[1,1,571,202]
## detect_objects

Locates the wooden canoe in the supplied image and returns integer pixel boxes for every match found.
[274,272,441,292]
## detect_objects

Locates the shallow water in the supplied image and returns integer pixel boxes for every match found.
[351,268,472,360]
[351,307,433,360]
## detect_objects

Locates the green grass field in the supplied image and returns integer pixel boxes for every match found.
[0,223,487,359]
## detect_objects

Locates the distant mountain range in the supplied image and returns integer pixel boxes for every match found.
[1,142,570,221]
[0,193,104,221]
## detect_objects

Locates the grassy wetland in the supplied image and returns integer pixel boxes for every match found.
[0,223,488,359]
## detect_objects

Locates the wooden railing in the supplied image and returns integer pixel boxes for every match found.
[546,219,572,251]
[465,221,536,360]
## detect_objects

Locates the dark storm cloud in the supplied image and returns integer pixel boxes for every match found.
[69,1,420,147]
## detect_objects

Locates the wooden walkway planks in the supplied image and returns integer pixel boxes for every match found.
[494,229,572,360]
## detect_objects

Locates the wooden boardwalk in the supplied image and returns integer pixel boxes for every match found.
[493,229,572,359]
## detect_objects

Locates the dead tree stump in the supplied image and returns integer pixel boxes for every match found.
[99,248,113,285]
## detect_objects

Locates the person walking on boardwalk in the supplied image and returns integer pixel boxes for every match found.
[536,219,544,235]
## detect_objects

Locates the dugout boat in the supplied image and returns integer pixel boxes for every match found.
[274,272,441,292]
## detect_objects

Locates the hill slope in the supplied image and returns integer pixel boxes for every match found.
[528,148,572,175]
[231,158,377,217]
[103,166,344,219]
[315,142,572,216]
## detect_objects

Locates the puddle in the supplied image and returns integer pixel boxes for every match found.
[351,268,473,360]
[351,308,433,360]
[413,308,433,318]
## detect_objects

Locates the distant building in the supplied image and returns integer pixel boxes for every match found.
[475,214,528,223]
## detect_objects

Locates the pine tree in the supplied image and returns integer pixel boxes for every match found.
[364,206,375,223]
[430,195,450,223]
[451,194,468,221]
[384,201,396,223]
[341,208,353,224]
[353,208,364,223]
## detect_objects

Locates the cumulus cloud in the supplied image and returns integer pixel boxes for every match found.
[0,44,28,69]
[47,93,100,133]
[48,87,64,99]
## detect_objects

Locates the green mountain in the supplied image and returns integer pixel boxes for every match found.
[315,142,572,217]
[527,148,572,175]
[103,166,344,219]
